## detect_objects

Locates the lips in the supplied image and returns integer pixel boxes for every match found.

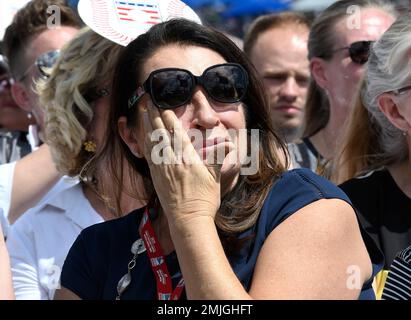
[202,137,229,148]
[200,139,235,163]
[187,136,232,162]
[274,105,301,115]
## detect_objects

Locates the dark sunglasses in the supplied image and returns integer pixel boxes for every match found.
[18,50,60,81]
[128,63,249,110]
[331,41,373,65]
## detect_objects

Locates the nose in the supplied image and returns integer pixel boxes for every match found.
[279,77,298,102]
[189,87,221,129]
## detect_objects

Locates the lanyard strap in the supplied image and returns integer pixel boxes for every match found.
[139,207,185,300]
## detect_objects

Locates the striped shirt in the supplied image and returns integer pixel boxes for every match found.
[288,138,331,178]
[0,130,31,164]
[382,245,411,300]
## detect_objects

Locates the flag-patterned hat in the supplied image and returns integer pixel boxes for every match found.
[78,0,202,46]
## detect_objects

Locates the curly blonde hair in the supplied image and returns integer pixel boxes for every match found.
[39,27,123,177]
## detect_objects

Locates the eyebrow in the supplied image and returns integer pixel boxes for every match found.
[263,70,309,78]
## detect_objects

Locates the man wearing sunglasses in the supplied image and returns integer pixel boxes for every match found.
[244,12,310,143]
[0,0,81,227]
[3,0,81,144]
[0,52,34,164]
[289,0,397,175]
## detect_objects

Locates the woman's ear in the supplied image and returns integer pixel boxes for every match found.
[378,93,410,131]
[11,82,32,112]
[118,116,143,158]
[310,57,328,91]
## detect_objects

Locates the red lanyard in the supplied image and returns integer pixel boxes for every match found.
[139,207,185,300]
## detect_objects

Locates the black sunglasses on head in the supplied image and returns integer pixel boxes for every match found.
[17,50,60,82]
[331,40,373,65]
[128,63,249,110]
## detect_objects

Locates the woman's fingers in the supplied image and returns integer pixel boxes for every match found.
[142,110,155,165]
[147,101,166,130]
[204,141,234,181]
[145,103,175,164]
[161,109,203,165]
[147,105,230,181]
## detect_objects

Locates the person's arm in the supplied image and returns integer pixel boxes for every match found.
[54,287,81,300]
[6,219,47,300]
[145,108,373,299]
[8,144,61,224]
[170,198,372,299]
[0,226,14,299]
[52,230,96,300]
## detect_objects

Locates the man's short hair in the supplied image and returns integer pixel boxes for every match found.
[3,0,82,78]
[244,12,311,56]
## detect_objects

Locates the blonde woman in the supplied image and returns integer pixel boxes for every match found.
[6,28,146,300]
[334,14,411,298]
[0,0,81,225]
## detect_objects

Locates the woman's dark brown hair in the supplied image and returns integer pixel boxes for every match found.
[99,19,288,251]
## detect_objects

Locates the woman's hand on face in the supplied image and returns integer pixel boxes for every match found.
[142,102,232,226]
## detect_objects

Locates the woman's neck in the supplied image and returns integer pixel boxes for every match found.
[308,128,337,160]
[309,100,352,161]
[82,184,116,221]
[388,159,411,198]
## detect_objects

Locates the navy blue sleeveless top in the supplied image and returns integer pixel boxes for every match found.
[61,168,382,299]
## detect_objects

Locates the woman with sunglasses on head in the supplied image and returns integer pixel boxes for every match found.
[288,0,396,176]
[6,28,146,300]
[55,19,381,300]
[332,13,411,299]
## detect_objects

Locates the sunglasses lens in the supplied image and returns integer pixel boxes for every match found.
[151,70,194,109]
[144,64,248,110]
[36,50,60,78]
[349,41,371,64]
[203,64,248,103]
